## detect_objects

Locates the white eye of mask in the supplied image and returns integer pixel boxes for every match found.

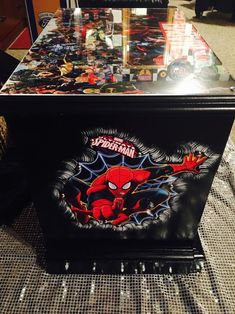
[108,181,117,190]
[122,182,131,190]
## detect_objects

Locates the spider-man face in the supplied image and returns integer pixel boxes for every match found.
[106,166,133,197]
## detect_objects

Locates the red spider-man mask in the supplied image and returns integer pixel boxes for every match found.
[105,166,133,197]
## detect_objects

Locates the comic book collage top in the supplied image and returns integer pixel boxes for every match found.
[1,7,235,95]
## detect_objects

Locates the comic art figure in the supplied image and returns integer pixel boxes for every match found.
[65,153,207,225]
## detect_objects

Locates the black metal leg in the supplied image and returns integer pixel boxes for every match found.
[195,0,203,18]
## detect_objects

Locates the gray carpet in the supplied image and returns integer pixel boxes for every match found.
[170,0,235,142]
[170,0,235,78]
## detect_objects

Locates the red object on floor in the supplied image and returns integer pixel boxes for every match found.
[9,27,32,49]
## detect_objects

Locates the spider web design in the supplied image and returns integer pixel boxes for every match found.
[71,151,178,224]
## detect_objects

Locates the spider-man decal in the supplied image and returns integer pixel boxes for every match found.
[64,152,207,225]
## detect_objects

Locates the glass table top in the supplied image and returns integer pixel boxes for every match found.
[1,8,235,96]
